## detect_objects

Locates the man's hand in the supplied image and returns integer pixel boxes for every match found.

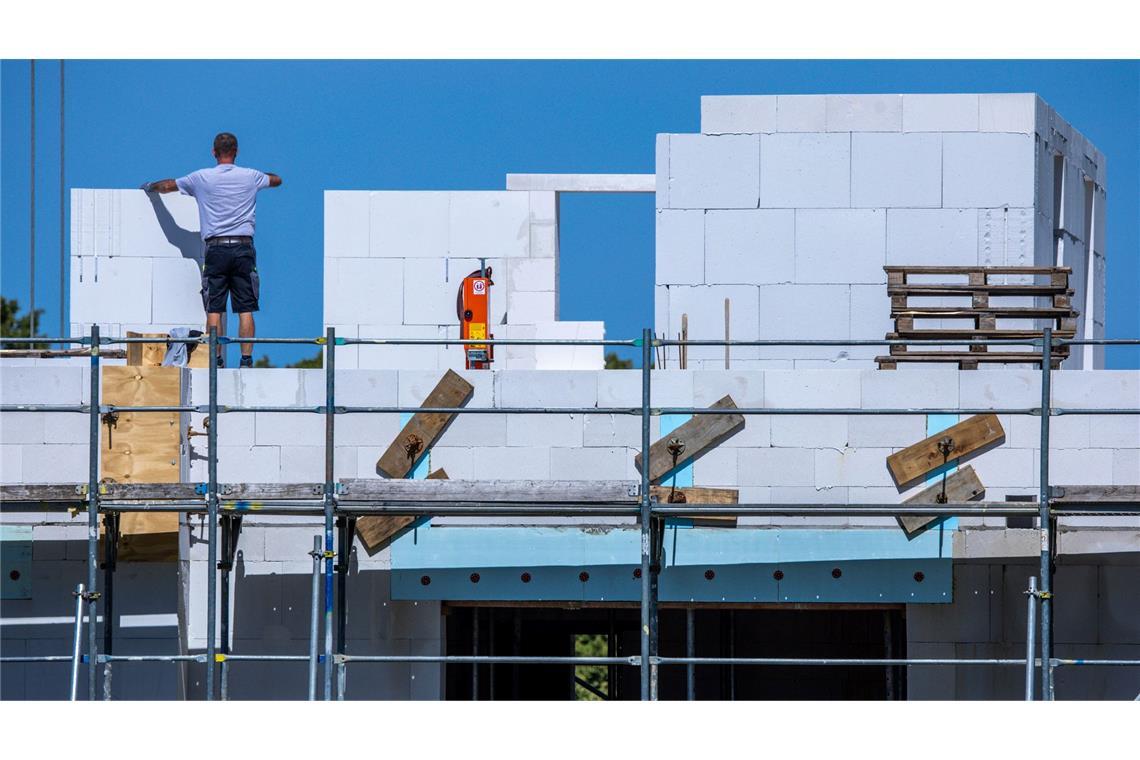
[266,173,283,188]
[141,179,178,193]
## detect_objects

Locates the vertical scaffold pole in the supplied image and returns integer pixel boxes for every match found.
[686,608,695,701]
[308,535,321,700]
[86,324,100,700]
[323,327,336,700]
[70,582,85,701]
[1025,575,1038,701]
[206,326,219,699]
[1038,327,1054,700]
[639,328,652,700]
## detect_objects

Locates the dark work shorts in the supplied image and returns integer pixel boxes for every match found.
[202,242,260,314]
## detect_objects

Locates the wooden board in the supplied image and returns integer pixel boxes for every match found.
[898,465,985,537]
[375,370,473,478]
[100,365,183,560]
[126,330,208,368]
[356,468,448,555]
[634,395,745,483]
[341,478,639,503]
[1051,485,1140,504]
[650,486,738,527]
[886,414,1005,487]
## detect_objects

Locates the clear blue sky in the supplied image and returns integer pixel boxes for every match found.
[2,60,1137,367]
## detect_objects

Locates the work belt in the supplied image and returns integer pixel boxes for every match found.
[205,235,253,245]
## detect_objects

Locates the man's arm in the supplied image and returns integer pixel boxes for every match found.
[265,173,283,188]
[141,179,179,193]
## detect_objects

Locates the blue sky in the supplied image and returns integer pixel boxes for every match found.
[2,60,1137,367]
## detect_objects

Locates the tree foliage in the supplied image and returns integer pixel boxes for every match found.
[604,351,633,370]
[1,297,49,349]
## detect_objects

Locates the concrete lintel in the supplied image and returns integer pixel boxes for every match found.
[505,173,655,193]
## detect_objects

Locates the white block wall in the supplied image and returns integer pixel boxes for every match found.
[656,94,1106,368]
[324,190,602,370]
[70,190,206,336]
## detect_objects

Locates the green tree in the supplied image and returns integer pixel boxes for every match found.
[1,297,48,349]
[604,351,633,370]
[573,633,609,701]
[289,350,323,369]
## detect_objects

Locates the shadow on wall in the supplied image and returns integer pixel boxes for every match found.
[148,193,203,267]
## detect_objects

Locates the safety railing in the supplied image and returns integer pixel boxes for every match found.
[1,327,1138,701]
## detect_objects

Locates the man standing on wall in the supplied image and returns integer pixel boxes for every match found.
[143,132,282,368]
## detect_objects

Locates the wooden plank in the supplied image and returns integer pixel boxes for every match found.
[633,395,745,483]
[897,465,985,537]
[650,486,738,527]
[888,284,1071,297]
[887,329,1075,340]
[886,414,1005,487]
[100,365,183,560]
[884,266,1070,275]
[356,468,448,555]
[126,330,208,368]
[375,370,473,478]
[1051,485,1140,504]
[341,478,639,503]
[891,307,1077,319]
[874,352,1064,366]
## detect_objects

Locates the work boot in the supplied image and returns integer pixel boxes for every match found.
[240,355,254,369]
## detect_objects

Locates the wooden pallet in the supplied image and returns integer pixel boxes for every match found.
[878,266,1077,370]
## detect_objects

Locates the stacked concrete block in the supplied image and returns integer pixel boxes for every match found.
[659,94,1106,367]
[71,190,205,335]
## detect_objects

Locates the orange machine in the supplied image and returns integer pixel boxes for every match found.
[458,263,493,369]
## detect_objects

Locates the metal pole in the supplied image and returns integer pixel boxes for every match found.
[30,60,36,340]
[639,327,652,700]
[472,608,480,700]
[322,326,336,700]
[219,516,233,701]
[686,608,695,701]
[336,515,352,700]
[70,582,84,700]
[1038,327,1054,700]
[85,324,99,700]
[59,59,65,344]
[206,326,219,699]
[102,513,117,700]
[1025,576,1038,701]
[307,535,321,700]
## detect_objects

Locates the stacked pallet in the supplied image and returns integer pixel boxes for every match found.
[877,266,1077,370]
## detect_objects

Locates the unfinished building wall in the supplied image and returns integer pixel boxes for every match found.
[324,190,603,370]
[655,93,1107,369]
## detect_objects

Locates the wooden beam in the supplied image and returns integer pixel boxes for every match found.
[633,395,745,483]
[898,465,985,538]
[355,469,448,556]
[341,478,639,503]
[1051,485,1140,503]
[886,414,1005,487]
[375,370,473,478]
[650,485,738,527]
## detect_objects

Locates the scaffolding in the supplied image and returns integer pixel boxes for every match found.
[1,327,1138,701]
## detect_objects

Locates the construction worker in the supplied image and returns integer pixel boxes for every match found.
[142,132,282,368]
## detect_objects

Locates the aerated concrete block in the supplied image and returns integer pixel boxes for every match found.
[815,448,896,488]
[1049,449,1114,485]
[692,447,738,486]
[449,191,530,259]
[0,445,23,482]
[189,445,281,483]
[254,412,325,446]
[886,209,978,266]
[369,192,449,258]
[506,414,583,447]
[700,95,777,134]
[848,284,893,357]
[704,209,794,285]
[656,210,705,285]
[1051,371,1139,410]
[398,368,493,409]
[323,370,398,407]
[847,414,929,448]
[325,258,403,325]
[529,191,557,223]
[764,370,861,409]
[902,94,979,132]
[666,285,760,362]
[666,134,760,209]
[550,447,627,480]
[497,370,597,409]
[334,412,401,447]
[324,191,370,258]
[1,367,84,405]
[1099,566,1140,643]
[21,444,90,482]
[437,412,508,448]
[534,322,605,370]
[582,414,647,448]
[1089,416,1140,449]
[959,370,1040,409]
[775,95,827,132]
[356,325,443,371]
[278,445,358,482]
[943,133,1035,208]
[737,448,815,487]
[759,133,850,208]
[794,209,886,284]
[151,257,207,324]
[473,447,550,479]
[508,258,556,292]
[978,93,1037,134]
[530,222,558,260]
[655,135,670,209]
[825,94,902,132]
[71,256,154,326]
[0,413,45,445]
[861,368,958,408]
[757,285,850,359]
[1008,413,1089,449]
[507,290,556,324]
[851,133,941,208]
[42,414,90,445]
[966,448,1035,488]
[691,370,765,409]
[770,415,848,448]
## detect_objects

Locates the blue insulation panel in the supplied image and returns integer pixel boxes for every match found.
[391,524,953,604]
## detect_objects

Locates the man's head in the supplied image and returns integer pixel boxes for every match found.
[213,132,238,163]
